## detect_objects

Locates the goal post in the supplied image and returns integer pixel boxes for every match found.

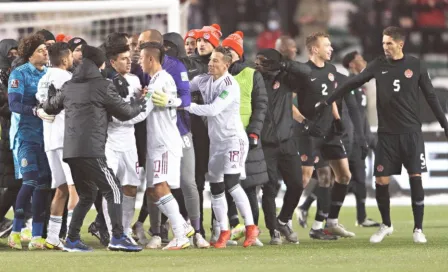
[0,0,182,45]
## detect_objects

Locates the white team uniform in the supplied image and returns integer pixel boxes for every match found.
[145,70,183,188]
[106,74,145,187]
[187,72,248,183]
[36,67,73,189]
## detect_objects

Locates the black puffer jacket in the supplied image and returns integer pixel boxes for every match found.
[43,59,143,159]
[230,60,269,188]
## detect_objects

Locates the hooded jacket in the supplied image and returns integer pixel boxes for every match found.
[43,59,142,159]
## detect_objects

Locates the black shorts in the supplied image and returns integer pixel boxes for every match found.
[298,133,347,168]
[374,132,427,177]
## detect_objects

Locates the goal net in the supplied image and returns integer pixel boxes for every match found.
[0,0,184,45]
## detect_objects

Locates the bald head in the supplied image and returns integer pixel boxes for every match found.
[138,30,163,48]
[275,36,297,60]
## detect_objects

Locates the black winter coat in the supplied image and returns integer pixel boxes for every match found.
[43,59,143,159]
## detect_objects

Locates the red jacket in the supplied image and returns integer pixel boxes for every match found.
[415,0,447,28]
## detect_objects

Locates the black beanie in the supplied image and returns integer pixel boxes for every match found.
[68,37,87,52]
[36,29,55,42]
[82,45,106,68]
[256,48,282,62]
[21,35,46,61]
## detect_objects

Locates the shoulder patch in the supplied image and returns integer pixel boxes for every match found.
[10,79,19,88]
[219,90,229,99]
[181,71,189,82]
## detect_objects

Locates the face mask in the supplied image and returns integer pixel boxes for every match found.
[7,55,17,66]
[267,20,280,31]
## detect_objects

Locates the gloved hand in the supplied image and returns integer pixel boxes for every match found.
[309,120,325,138]
[36,108,55,123]
[48,83,57,97]
[113,74,130,98]
[299,118,313,133]
[260,59,287,71]
[332,119,345,136]
[130,97,147,113]
[152,90,175,107]
[248,133,259,150]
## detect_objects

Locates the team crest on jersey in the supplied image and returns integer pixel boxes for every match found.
[405,69,413,78]
[203,33,210,40]
[301,154,308,162]
[377,165,384,172]
[21,158,28,167]
[328,73,334,81]
[273,81,280,89]
[11,79,19,88]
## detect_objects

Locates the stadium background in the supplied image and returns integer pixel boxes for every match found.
[0,0,447,202]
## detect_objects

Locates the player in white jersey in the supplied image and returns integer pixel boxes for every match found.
[35,42,76,250]
[139,42,194,250]
[102,43,147,243]
[186,46,259,248]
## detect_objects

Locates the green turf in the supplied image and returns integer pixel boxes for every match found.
[1,206,447,272]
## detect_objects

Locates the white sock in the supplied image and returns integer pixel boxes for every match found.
[102,197,113,237]
[47,215,62,244]
[312,221,323,230]
[327,218,338,226]
[228,184,254,226]
[122,195,136,235]
[66,210,73,231]
[211,192,229,231]
[158,194,187,239]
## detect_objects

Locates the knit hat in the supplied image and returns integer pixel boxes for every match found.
[222,31,244,58]
[68,37,87,52]
[82,45,106,68]
[36,29,55,42]
[198,24,222,48]
[256,48,282,62]
[56,34,66,42]
[184,29,200,41]
[20,35,46,61]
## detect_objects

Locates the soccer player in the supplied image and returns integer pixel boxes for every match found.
[7,34,53,250]
[316,26,448,243]
[140,41,194,250]
[35,42,75,250]
[295,32,361,239]
[186,46,259,248]
[184,29,199,57]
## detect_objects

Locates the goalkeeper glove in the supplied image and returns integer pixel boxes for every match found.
[152,90,177,107]
[36,108,55,123]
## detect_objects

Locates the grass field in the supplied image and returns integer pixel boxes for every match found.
[1,206,447,272]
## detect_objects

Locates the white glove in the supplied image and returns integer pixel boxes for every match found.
[37,108,55,123]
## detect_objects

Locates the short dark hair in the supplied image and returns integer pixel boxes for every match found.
[342,51,358,69]
[105,32,129,48]
[140,41,165,63]
[383,26,406,42]
[48,42,71,67]
[306,32,330,53]
[213,46,232,65]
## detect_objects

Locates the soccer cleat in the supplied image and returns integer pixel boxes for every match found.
[8,233,22,250]
[185,224,195,238]
[326,223,355,238]
[253,238,264,247]
[309,228,338,240]
[230,224,246,241]
[20,228,32,242]
[296,208,308,228]
[162,237,190,250]
[370,224,394,243]
[0,218,13,238]
[356,218,381,228]
[209,223,220,246]
[214,230,231,249]
[28,237,46,250]
[132,222,149,245]
[126,234,139,246]
[64,238,93,252]
[108,235,143,252]
[243,225,260,248]
[145,235,162,249]
[193,233,210,248]
[45,239,65,250]
[413,229,427,244]
[88,222,110,247]
[160,221,170,243]
[277,220,299,244]
[269,230,282,245]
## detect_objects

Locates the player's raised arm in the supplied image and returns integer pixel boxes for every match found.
[187,84,236,117]
[418,62,448,135]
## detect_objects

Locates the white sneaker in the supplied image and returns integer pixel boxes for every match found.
[162,237,190,250]
[253,238,264,247]
[145,235,162,249]
[370,224,394,243]
[413,229,427,244]
[132,222,149,246]
[194,233,210,248]
[327,223,355,238]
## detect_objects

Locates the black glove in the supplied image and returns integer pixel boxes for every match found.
[299,118,313,133]
[113,74,130,98]
[260,59,287,71]
[308,120,325,137]
[130,97,146,113]
[48,83,57,97]
[248,133,259,150]
[332,119,345,136]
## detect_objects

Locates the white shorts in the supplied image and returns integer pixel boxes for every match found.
[47,149,74,189]
[105,148,140,187]
[207,137,248,183]
[146,151,181,189]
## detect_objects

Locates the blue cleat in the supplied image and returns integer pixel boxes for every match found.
[63,238,93,252]
[108,235,143,252]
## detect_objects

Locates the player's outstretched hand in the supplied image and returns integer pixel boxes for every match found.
[151,90,173,107]
[113,74,130,98]
[248,133,259,150]
[36,108,55,123]
[130,97,146,113]
[332,119,345,136]
[260,59,286,71]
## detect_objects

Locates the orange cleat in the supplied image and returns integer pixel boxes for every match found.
[243,225,260,248]
[213,230,231,248]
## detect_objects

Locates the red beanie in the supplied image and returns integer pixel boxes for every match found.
[198,24,222,48]
[222,31,244,58]
[184,29,200,41]
[56,34,66,42]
